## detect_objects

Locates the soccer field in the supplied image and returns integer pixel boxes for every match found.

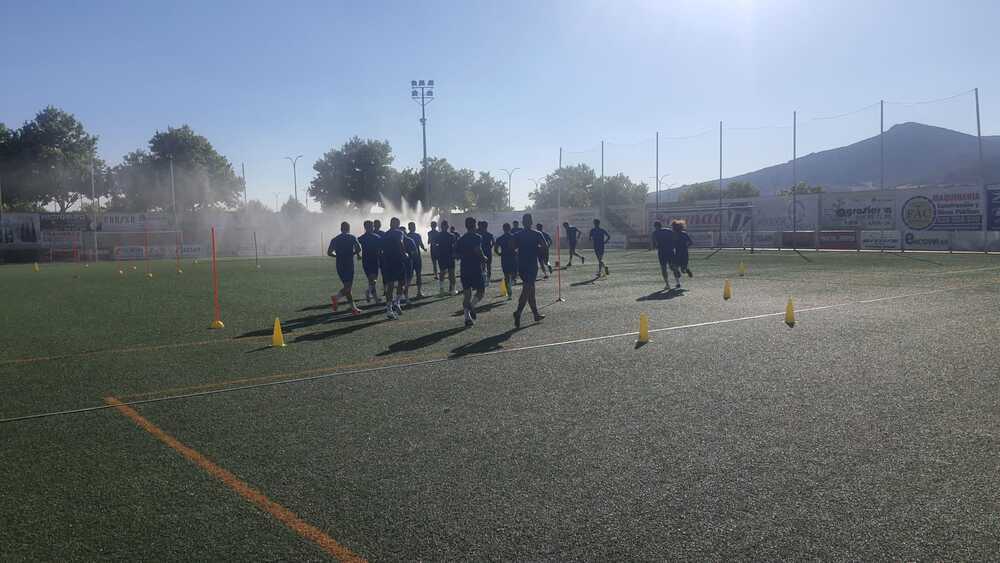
[3,249,1000,561]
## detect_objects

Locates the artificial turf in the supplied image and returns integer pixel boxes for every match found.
[2,249,1000,560]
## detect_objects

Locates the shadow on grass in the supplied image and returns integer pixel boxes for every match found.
[570,275,601,287]
[885,252,945,266]
[377,326,467,356]
[449,326,527,358]
[293,320,382,343]
[636,288,686,301]
[450,299,508,317]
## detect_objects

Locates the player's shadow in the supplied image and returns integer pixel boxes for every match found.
[449,326,527,358]
[450,300,507,317]
[377,326,466,356]
[237,311,334,338]
[570,275,601,286]
[292,320,382,343]
[636,288,686,301]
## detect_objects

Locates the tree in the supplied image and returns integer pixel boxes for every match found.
[678,180,760,203]
[778,182,824,196]
[465,172,510,212]
[597,173,649,207]
[529,164,598,209]
[309,137,394,209]
[280,196,307,217]
[113,125,242,213]
[0,107,108,211]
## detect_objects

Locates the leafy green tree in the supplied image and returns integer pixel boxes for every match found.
[529,164,598,209]
[113,125,241,213]
[0,107,108,211]
[597,173,649,207]
[778,181,824,196]
[679,180,760,203]
[309,137,394,209]
[465,172,510,211]
[280,196,307,217]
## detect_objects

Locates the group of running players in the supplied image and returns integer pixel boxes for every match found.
[327,214,689,327]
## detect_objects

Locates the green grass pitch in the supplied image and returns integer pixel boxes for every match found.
[2,249,1000,560]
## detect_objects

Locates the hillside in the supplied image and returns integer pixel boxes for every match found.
[653,122,1000,202]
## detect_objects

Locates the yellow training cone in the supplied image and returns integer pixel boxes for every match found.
[32,262,39,272]
[271,317,286,347]
[118,269,125,276]
[637,313,650,344]
[499,278,508,297]
[146,272,154,279]
[785,297,796,327]
[209,319,225,329]
[738,261,747,276]
[723,279,733,300]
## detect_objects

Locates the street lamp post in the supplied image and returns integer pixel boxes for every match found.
[411,80,435,209]
[168,155,177,226]
[499,168,519,209]
[284,155,303,204]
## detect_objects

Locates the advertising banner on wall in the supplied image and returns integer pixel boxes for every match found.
[898,186,983,231]
[39,212,94,231]
[987,185,1000,231]
[861,231,901,250]
[820,193,895,229]
[754,194,819,232]
[0,213,41,245]
[100,213,171,232]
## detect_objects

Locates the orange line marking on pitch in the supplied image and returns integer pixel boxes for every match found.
[104,396,366,563]
[116,351,447,400]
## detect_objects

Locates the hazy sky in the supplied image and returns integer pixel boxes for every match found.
[2,0,996,208]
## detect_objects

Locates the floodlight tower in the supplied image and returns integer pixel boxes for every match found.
[411,80,435,209]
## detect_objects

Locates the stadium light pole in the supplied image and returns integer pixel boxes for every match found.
[284,155,303,203]
[718,121,723,248]
[792,110,797,248]
[411,80,435,210]
[499,168,519,209]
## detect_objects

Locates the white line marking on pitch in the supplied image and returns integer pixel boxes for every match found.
[922,265,1000,276]
[0,285,990,424]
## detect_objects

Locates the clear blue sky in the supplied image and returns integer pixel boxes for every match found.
[2,0,996,208]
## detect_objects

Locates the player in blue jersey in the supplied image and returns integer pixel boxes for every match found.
[372,219,385,236]
[650,221,675,291]
[327,221,363,315]
[494,223,517,301]
[400,224,418,304]
[512,213,546,328]
[562,222,585,267]
[407,222,427,298]
[455,217,487,327]
[357,220,382,303]
[427,221,440,279]
[589,218,611,277]
[536,223,553,279]
[477,221,495,286]
[380,217,407,319]
[670,219,693,287]
[433,220,458,296]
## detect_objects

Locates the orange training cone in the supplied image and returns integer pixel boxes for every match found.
[723,279,733,300]
[785,297,796,327]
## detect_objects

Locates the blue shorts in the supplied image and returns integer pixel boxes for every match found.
[362,260,379,277]
[518,264,538,285]
[337,264,354,285]
[411,255,422,275]
[501,257,517,275]
[594,247,606,259]
[437,255,455,272]
[670,253,689,268]
[461,267,485,290]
